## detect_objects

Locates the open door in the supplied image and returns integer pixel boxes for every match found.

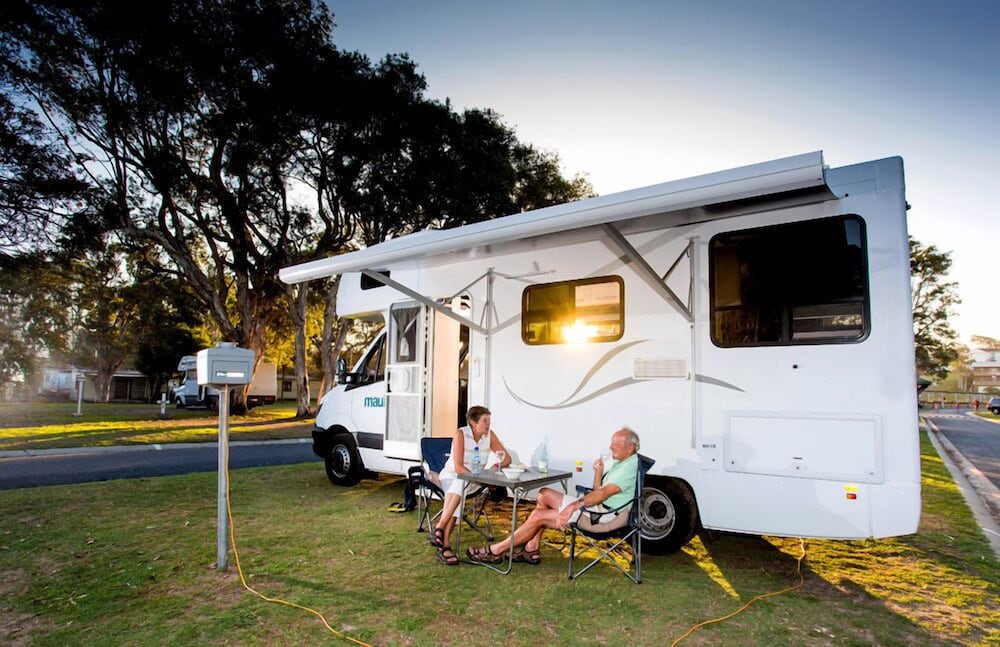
[384,302,427,460]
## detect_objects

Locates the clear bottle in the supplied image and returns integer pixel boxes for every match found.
[472,445,482,473]
[537,438,548,473]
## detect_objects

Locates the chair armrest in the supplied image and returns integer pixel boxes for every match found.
[575,485,593,496]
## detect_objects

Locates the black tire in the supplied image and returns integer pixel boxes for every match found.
[991,407,1000,415]
[324,434,363,486]
[640,478,699,554]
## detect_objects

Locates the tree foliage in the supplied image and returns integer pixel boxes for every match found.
[970,335,1000,350]
[910,237,961,380]
[1,0,594,401]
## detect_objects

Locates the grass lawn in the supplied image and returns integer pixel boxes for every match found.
[1,429,998,646]
[0,401,313,451]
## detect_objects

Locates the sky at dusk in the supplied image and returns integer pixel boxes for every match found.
[325,0,998,345]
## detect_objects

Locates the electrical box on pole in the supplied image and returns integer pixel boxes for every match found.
[197,342,254,571]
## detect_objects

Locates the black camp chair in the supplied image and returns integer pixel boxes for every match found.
[408,437,494,541]
[567,454,654,584]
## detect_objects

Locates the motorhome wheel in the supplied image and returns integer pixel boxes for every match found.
[640,479,698,554]
[324,435,362,486]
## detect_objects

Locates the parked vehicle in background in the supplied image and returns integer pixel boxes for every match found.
[989,397,1000,415]
[170,355,277,409]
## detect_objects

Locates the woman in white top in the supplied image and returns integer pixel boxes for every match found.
[431,405,511,565]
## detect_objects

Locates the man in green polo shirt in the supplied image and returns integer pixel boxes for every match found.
[467,427,640,565]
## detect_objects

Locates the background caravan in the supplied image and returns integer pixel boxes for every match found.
[280,152,919,554]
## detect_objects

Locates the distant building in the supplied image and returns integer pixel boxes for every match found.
[969,348,1000,393]
[39,367,152,402]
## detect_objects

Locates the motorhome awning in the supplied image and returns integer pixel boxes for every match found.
[279,151,831,284]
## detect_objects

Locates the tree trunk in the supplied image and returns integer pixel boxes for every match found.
[291,282,311,417]
[319,276,341,399]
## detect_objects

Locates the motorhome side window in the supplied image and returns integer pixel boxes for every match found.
[357,334,387,384]
[710,215,869,346]
[521,276,624,345]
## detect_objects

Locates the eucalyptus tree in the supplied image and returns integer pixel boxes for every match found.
[2,0,350,407]
[910,237,961,380]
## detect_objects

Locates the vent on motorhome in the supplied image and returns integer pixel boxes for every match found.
[634,358,688,379]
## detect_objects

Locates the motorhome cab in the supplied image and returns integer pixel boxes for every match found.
[280,152,920,553]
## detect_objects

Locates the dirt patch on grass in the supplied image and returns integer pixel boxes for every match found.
[0,610,57,647]
[0,568,29,597]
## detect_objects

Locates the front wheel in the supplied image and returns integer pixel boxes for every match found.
[324,435,363,486]
[640,479,699,554]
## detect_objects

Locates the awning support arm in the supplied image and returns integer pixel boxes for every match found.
[360,270,489,335]
[600,224,693,322]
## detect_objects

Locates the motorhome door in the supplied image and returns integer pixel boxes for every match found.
[384,302,427,460]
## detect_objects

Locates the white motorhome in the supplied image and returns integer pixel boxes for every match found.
[171,354,277,409]
[280,152,920,553]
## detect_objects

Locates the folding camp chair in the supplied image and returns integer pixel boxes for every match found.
[408,437,494,541]
[567,454,654,583]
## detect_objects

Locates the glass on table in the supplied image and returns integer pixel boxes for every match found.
[494,450,506,470]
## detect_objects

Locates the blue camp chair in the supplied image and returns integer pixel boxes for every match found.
[567,454,654,584]
[408,437,494,541]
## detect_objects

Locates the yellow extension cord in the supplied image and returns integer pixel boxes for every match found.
[222,435,806,646]
[670,537,807,646]
[223,439,372,647]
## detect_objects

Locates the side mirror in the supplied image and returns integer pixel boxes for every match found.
[336,358,348,384]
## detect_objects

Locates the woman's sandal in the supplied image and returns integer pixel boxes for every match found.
[512,547,541,565]
[436,546,460,566]
[466,546,504,564]
[429,527,445,548]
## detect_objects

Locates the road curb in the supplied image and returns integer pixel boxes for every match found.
[0,437,312,459]
[922,417,1000,559]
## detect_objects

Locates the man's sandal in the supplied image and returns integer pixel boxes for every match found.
[466,546,503,564]
[429,527,445,548]
[436,546,459,566]
[512,547,541,565]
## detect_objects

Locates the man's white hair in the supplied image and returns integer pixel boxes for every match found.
[618,426,640,451]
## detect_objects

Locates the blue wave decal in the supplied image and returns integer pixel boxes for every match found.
[694,374,745,392]
[503,340,648,409]
[505,376,640,410]
[552,340,647,405]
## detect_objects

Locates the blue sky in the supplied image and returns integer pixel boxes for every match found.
[325,0,999,345]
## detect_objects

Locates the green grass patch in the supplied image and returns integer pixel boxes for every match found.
[1,428,997,645]
[0,402,313,451]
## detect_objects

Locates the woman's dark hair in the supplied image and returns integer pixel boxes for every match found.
[467,405,491,425]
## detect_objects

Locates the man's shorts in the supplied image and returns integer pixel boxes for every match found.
[558,493,619,525]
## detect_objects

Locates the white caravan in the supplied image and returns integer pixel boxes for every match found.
[280,152,920,553]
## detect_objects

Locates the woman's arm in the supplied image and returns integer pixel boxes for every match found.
[452,429,468,474]
[489,431,511,467]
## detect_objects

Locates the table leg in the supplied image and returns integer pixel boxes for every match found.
[454,480,467,558]
[464,486,523,574]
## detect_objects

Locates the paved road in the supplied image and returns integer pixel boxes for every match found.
[0,441,320,490]
[922,411,1000,489]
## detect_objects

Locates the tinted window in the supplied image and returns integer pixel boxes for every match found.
[522,276,624,345]
[710,215,868,346]
[361,271,390,290]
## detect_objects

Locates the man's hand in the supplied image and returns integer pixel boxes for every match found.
[557,500,581,529]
